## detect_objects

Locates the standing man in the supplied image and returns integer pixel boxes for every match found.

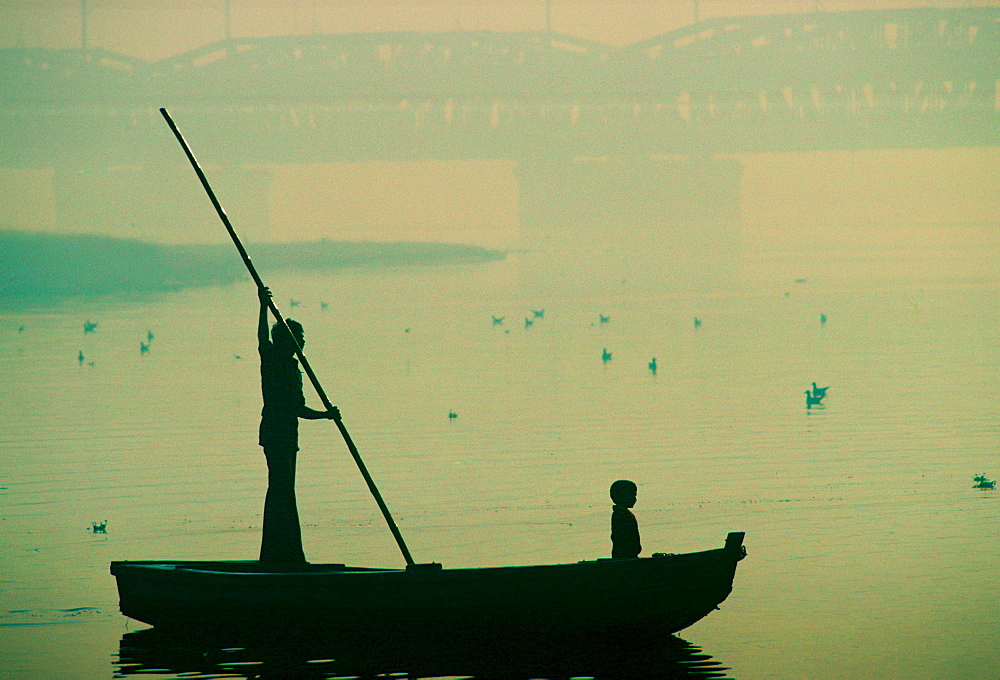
[257,287,339,565]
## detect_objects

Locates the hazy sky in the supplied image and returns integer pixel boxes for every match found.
[2,0,996,58]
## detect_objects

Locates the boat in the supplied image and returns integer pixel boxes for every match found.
[110,532,745,637]
[111,111,748,642]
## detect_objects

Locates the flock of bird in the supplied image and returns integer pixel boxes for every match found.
[489,309,831,410]
[972,474,995,490]
[61,303,832,415]
[75,320,156,366]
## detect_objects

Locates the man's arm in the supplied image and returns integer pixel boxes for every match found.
[299,405,341,421]
[258,287,271,347]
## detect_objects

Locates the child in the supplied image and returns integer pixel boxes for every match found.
[610,479,641,559]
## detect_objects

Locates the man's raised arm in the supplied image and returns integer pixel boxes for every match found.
[257,287,271,347]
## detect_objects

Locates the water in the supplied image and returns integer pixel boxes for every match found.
[1,222,998,679]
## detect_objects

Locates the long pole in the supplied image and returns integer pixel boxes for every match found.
[159,107,415,567]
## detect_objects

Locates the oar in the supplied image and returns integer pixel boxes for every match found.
[159,107,415,567]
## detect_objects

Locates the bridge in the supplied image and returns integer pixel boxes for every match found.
[2,6,997,166]
[1,7,996,235]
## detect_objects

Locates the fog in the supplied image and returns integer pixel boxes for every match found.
[1,0,997,248]
[1,3,998,679]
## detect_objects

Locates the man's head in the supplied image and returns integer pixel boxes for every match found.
[272,318,304,353]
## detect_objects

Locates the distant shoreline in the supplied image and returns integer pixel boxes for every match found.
[0,230,506,298]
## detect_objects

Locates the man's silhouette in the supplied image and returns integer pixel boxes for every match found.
[257,287,338,565]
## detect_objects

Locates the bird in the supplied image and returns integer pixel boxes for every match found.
[492,315,504,325]
[972,474,995,490]
[531,309,545,318]
[147,330,155,342]
[83,320,98,334]
[693,317,702,328]
[140,341,150,354]
[602,348,612,363]
[320,302,329,311]
[290,299,301,307]
[78,350,85,364]
[524,318,533,328]
[820,313,827,325]
[805,391,824,408]
[811,382,829,399]
[648,357,657,373]
[448,411,458,419]
[599,314,610,323]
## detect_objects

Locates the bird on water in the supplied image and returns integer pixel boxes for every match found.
[805,391,824,409]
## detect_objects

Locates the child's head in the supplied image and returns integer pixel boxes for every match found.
[610,479,637,506]
[272,318,305,353]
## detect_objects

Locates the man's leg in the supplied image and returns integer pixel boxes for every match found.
[260,445,305,564]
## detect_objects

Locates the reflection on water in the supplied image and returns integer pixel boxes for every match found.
[117,627,732,679]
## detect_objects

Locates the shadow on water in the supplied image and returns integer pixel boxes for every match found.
[116,626,733,679]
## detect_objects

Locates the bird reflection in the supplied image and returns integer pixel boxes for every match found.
[805,390,824,409]
[116,626,733,679]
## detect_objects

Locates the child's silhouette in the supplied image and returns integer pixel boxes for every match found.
[610,479,641,559]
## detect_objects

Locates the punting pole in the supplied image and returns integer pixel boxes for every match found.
[159,107,415,567]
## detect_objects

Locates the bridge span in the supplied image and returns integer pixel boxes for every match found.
[1,7,996,235]
[2,6,997,167]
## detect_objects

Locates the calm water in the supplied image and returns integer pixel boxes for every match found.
[1,221,998,679]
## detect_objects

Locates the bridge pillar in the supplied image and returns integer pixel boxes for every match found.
[513,156,743,294]
[52,165,272,242]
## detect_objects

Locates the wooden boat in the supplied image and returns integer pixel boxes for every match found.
[111,532,745,637]
[114,114,748,642]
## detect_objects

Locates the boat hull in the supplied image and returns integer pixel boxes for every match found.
[111,533,745,637]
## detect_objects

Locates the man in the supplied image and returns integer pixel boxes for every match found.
[257,286,339,565]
